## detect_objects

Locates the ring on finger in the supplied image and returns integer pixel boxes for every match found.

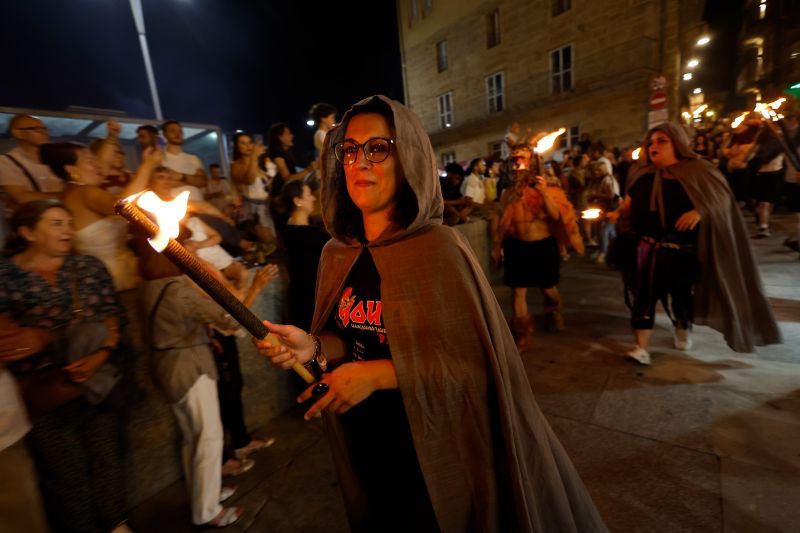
[312,382,329,398]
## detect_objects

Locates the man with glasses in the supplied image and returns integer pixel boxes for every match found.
[0,115,63,246]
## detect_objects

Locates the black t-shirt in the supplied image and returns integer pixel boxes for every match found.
[326,249,432,522]
[629,172,698,244]
[329,248,391,361]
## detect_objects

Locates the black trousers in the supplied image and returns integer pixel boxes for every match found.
[212,332,251,454]
[630,241,698,331]
[26,398,125,533]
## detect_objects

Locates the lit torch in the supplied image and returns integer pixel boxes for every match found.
[533,127,566,174]
[754,99,800,170]
[116,193,315,384]
[731,112,748,129]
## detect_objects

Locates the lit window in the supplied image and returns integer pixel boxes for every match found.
[486,72,505,113]
[489,141,503,158]
[438,92,453,128]
[436,40,448,72]
[442,151,456,166]
[759,0,766,19]
[486,9,501,48]
[552,0,571,16]
[551,45,573,93]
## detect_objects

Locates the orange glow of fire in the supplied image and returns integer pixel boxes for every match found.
[754,98,786,122]
[129,191,190,252]
[581,208,602,220]
[731,112,748,128]
[632,147,642,160]
[534,128,567,154]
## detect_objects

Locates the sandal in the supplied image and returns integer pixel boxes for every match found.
[219,485,237,503]
[234,437,276,459]
[198,506,243,529]
[221,457,254,477]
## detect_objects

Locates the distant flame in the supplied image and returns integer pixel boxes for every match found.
[731,112,748,128]
[581,208,602,220]
[768,97,786,110]
[534,128,567,154]
[692,104,708,118]
[133,191,190,252]
[632,147,642,160]
[754,98,786,122]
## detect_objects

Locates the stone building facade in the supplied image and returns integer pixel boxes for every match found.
[736,0,800,106]
[396,0,704,165]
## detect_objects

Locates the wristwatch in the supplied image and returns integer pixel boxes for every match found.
[304,335,328,379]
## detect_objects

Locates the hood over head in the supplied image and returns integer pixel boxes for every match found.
[320,95,443,246]
[642,121,700,166]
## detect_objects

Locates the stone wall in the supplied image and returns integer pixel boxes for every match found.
[121,222,493,507]
[122,275,292,507]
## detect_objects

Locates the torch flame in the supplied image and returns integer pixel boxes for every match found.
[133,191,190,252]
[534,128,567,154]
[632,147,642,161]
[581,208,602,220]
[731,112,748,129]
[755,98,786,122]
[692,104,708,118]
[768,97,786,110]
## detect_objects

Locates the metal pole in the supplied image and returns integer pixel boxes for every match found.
[129,0,163,121]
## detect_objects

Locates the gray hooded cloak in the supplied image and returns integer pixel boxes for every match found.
[311,95,606,532]
[627,122,781,352]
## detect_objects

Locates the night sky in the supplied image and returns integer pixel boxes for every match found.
[0,0,404,159]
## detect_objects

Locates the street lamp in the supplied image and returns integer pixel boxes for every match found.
[683,73,693,81]
[306,120,315,127]
[693,88,703,94]
[696,36,711,47]
[687,58,700,69]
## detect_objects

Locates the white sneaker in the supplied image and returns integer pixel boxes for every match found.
[625,346,651,365]
[674,329,692,351]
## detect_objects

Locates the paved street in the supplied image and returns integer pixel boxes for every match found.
[131,214,800,533]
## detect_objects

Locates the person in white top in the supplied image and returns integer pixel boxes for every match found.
[161,120,208,190]
[149,167,250,292]
[501,122,521,161]
[460,158,487,205]
[460,157,503,243]
[0,320,50,533]
[0,115,63,226]
[229,132,278,249]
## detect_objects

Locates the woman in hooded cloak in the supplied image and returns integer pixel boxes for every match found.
[255,96,606,532]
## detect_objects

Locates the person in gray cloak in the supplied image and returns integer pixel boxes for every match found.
[254,95,606,532]
[610,122,781,364]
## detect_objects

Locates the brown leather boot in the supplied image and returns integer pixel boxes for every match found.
[544,298,565,332]
[511,314,533,350]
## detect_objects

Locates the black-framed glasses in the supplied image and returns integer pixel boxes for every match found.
[334,137,395,165]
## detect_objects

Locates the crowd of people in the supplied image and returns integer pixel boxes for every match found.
[0,105,336,530]
[0,93,794,532]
